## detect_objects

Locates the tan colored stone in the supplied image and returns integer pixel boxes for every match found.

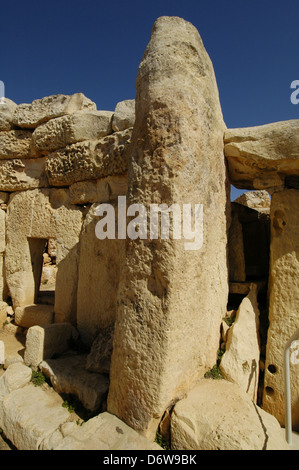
[112,99,135,131]
[235,190,271,214]
[0,192,9,204]
[69,175,127,205]
[171,379,290,450]
[0,363,32,397]
[86,324,114,374]
[1,382,77,450]
[263,189,299,431]
[0,130,38,159]
[76,203,124,345]
[24,323,75,368]
[13,93,96,129]
[45,128,132,186]
[224,120,299,190]
[228,204,246,282]
[40,354,109,412]
[0,98,17,131]
[0,157,48,191]
[220,284,260,401]
[15,304,54,329]
[107,16,228,439]
[53,412,161,450]
[5,189,83,324]
[32,110,114,154]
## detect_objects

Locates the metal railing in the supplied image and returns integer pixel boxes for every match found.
[284,328,299,445]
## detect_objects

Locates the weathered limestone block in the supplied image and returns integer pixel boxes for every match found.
[107,16,229,438]
[32,110,114,154]
[224,120,299,190]
[0,192,9,204]
[53,412,161,450]
[5,189,83,324]
[0,363,32,398]
[69,175,127,205]
[234,190,271,214]
[77,203,124,345]
[0,130,38,159]
[263,189,299,430]
[171,379,289,450]
[0,157,48,191]
[13,93,96,129]
[24,323,75,368]
[1,382,77,450]
[45,128,132,186]
[0,98,17,131]
[112,99,135,131]
[86,324,114,374]
[0,340,4,365]
[228,204,246,282]
[15,304,54,329]
[220,284,260,401]
[40,355,109,413]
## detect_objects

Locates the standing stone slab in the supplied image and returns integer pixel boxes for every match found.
[263,189,299,431]
[107,16,228,438]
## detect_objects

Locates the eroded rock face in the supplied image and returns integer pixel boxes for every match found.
[263,189,299,430]
[224,120,299,190]
[13,93,96,129]
[0,98,17,131]
[171,379,290,450]
[45,128,132,186]
[107,16,229,438]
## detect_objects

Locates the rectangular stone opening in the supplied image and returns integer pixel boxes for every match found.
[28,237,56,305]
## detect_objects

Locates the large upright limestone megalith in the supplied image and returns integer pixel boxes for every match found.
[107,17,229,438]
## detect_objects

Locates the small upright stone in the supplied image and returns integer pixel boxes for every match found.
[112,99,135,131]
[0,98,17,131]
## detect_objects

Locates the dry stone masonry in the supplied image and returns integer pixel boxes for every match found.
[0,16,298,450]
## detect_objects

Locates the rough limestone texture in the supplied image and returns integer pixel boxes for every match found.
[69,175,127,205]
[107,16,229,439]
[220,284,260,401]
[224,120,299,190]
[0,98,17,131]
[40,355,109,413]
[24,323,76,368]
[86,324,114,374]
[32,110,114,154]
[45,128,132,186]
[5,189,83,324]
[0,157,48,191]
[1,382,77,450]
[263,189,299,430]
[0,130,38,159]
[234,190,271,214]
[13,93,96,129]
[112,99,135,132]
[15,304,54,329]
[76,203,124,346]
[171,379,290,450]
[53,412,161,450]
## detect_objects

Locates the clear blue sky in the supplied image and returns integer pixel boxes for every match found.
[1,0,298,200]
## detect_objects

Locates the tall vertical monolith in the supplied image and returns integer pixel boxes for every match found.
[107,16,229,438]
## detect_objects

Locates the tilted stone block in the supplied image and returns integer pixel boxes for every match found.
[224,120,299,190]
[13,93,96,129]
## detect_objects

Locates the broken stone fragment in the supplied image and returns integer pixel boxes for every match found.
[0,98,17,131]
[224,120,299,190]
[171,379,290,450]
[32,110,114,154]
[13,93,97,129]
[45,128,132,186]
[234,190,271,214]
[112,99,135,132]
[219,284,261,401]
